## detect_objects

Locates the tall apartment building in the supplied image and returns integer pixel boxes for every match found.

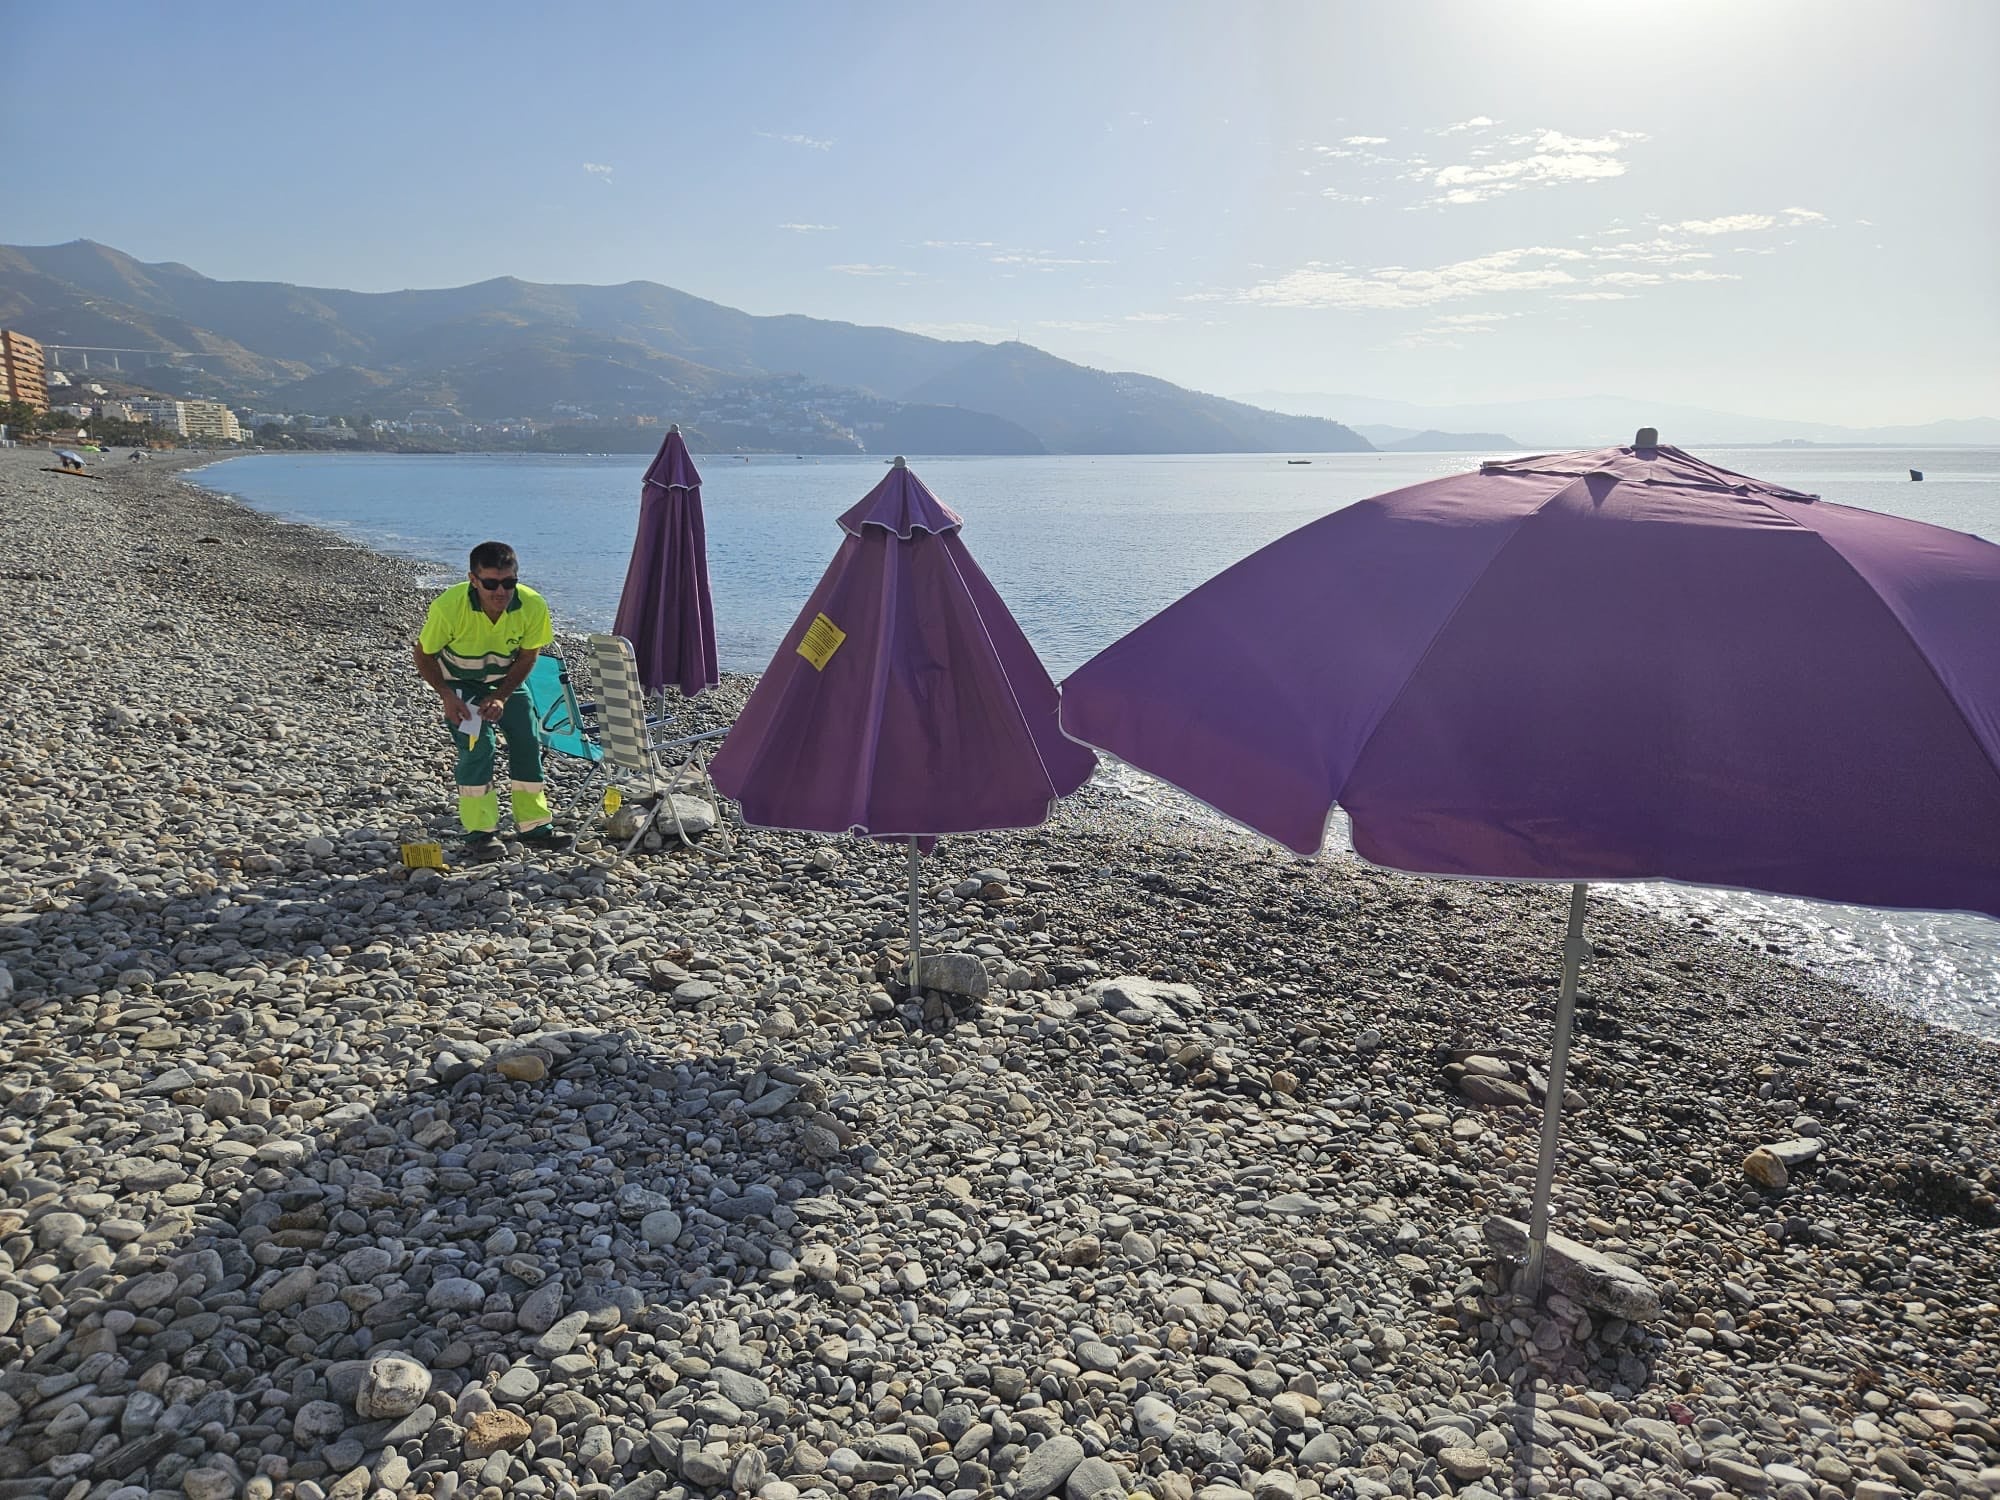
[182,401,243,442]
[128,398,189,436]
[1,330,49,412]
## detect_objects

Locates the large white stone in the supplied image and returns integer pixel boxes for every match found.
[357,1355,432,1419]
[1086,975,1202,1028]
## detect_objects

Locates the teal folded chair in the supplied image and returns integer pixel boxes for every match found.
[525,652,601,764]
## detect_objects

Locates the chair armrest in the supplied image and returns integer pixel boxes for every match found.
[652,728,730,751]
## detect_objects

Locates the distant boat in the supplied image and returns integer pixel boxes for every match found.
[1910,468,1924,481]
[1286,459,1312,465]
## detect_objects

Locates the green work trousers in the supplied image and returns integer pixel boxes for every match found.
[446,687,552,834]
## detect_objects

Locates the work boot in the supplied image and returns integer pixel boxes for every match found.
[519,826,574,853]
[464,830,504,861]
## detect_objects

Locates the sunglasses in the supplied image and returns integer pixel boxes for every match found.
[475,576,518,591]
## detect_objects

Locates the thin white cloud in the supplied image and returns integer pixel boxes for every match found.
[1322,189,1377,204]
[827,263,900,276]
[1217,245,1589,311]
[1534,130,1630,153]
[1590,236,1717,266]
[920,239,998,249]
[778,222,837,233]
[1037,319,1115,333]
[1424,128,1645,206]
[1437,116,1496,134]
[582,162,613,182]
[1385,311,1513,349]
[1343,135,1390,145]
[1124,312,1181,323]
[1679,213,1776,235]
[990,252,1114,267]
[1203,196,1824,323]
[759,131,833,150]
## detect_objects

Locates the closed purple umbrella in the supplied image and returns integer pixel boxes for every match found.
[614,424,719,699]
[711,457,1095,984]
[1060,433,2000,1290]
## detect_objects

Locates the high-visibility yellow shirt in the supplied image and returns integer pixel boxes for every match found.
[419,582,554,689]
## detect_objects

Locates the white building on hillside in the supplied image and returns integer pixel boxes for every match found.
[182,401,243,442]
[127,399,188,435]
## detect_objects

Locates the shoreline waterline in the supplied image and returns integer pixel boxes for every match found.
[180,448,2000,1042]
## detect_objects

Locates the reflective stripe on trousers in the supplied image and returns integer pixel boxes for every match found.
[447,687,551,833]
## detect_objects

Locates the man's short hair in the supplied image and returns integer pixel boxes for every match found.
[469,541,517,572]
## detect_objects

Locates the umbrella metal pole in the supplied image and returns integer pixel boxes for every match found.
[1523,881,1589,1300]
[906,837,922,993]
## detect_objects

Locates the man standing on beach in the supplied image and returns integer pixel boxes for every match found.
[413,541,573,855]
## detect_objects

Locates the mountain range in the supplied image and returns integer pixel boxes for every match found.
[0,240,1369,455]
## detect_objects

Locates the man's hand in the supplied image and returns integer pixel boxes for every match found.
[478,694,508,721]
[439,687,470,723]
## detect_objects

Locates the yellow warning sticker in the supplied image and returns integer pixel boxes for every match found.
[602,786,623,816]
[797,612,847,671]
[400,841,447,871]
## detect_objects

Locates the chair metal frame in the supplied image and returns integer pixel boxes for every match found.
[580,632,732,853]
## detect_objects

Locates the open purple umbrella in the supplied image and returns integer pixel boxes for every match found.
[710,457,1095,985]
[1061,432,2000,1290]
[614,424,719,699]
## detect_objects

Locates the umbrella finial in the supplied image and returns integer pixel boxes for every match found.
[1634,427,1659,449]
[892,455,907,468]
[669,423,681,434]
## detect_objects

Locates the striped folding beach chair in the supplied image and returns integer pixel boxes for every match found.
[584,632,731,852]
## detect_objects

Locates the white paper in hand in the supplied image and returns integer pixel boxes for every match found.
[459,713,483,741]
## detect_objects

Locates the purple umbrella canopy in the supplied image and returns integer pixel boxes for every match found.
[613,424,719,699]
[1060,433,2000,1296]
[1061,437,2000,920]
[710,458,1095,840]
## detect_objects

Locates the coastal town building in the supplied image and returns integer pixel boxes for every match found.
[182,400,243,442]
[1,329,49,412]
[127,398,189,436]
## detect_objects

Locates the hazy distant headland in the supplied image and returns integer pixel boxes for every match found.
[1248,390,2000,450]
[1,239,1373,456]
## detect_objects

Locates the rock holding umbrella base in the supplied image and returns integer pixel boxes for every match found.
[1482,1216,1663,1322]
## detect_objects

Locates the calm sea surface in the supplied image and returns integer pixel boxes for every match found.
[193,446,2000,1039]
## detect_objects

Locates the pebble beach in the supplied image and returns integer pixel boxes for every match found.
[1,446,1995,1500]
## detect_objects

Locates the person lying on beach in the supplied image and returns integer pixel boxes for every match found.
[412,541,573,856]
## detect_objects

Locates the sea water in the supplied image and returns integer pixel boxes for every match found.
[192,446,2000,1038]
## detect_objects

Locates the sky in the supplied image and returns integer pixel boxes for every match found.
[6,0,1995,426]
